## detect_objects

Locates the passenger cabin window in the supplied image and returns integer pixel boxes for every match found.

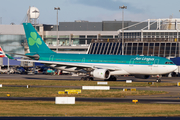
[165,62,174,64]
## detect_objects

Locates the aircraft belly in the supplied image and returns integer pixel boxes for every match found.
[153,65,177,74]
[123,65,152,75]
[110,70,129,75]
[54,66,79,72]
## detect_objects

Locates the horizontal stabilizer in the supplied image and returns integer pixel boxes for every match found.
[7,53,39,60]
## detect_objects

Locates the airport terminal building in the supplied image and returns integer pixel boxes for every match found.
[42,18,180,58]
[0,18,180,66]
[88,19,180,58]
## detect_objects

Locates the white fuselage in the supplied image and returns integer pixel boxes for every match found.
[118,64,177,75]
[78,63,177,76]
[53,62,177,76]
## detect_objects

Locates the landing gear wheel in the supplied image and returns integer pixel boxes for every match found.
[86,77,90,81]
[112,77,117,81]
[156,75,161,83]
[104,75,117,81]
[156,79,161,83]
[81,77,94,81]
[110,75,117,81]
[81,77,85,81]
[89,77,94,81]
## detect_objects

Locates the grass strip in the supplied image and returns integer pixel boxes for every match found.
[0,79,176,87]
[0,87,167,98]
[0,101,180,117]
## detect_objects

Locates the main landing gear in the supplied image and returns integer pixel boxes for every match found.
[81,76,94,81]
[156,75,161,83]
[104,75,117,81]
[80,75,117,81]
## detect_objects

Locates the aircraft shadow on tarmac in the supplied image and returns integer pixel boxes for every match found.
[23,77,76,81]
[5,74,177,83]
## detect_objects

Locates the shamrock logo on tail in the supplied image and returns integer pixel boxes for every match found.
[28,32,42,48]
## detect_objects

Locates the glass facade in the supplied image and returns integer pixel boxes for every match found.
[0,35,25,57]
[44,35,88,46]
[88,42,180,57]
[87,31,180,57]
[44,35,118,46]
[124,42,180,57]
[119,32,180,42]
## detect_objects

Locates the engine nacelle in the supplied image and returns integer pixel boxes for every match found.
[91,69,110,79]
[134,75,150,79]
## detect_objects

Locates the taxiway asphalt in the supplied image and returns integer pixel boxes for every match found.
[0,74,180,83]
[1,97,180,104]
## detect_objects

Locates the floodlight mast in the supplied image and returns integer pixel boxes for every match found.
[54,7,60,53]
[119,5,127,55]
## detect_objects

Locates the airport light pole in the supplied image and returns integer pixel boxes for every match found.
[119,5,127,55]
[54,7,60,53]
[0,17,2,24]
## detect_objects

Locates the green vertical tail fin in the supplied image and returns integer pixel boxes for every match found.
[23,23,55,54]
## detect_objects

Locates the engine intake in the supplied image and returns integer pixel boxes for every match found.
[91,69,110,79]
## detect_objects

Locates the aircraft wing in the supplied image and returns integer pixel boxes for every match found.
[17,59,121,71]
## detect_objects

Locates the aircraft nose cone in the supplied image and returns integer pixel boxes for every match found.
[170,65,178,73]
[165,65,178,74]
[173,65,178,71]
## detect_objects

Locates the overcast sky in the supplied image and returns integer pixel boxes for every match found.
[0,0,180,25]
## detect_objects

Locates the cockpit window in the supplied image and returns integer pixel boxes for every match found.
[165,62,174,64]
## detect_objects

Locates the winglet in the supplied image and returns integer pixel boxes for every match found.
[5,54,14,59]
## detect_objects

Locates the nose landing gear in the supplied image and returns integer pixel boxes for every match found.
[156,75,161,83]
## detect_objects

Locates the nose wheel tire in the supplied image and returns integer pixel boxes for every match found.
[156,79,161,83]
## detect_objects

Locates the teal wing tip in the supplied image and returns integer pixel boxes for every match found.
[5,54,14,59]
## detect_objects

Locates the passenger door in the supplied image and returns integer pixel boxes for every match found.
[82,58,85,63]
[129,58,134,67]
[153,59,159,67]
[49,55,54,61]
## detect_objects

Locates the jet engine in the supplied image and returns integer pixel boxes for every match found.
[91,69,110,79]
[134,75,150,79]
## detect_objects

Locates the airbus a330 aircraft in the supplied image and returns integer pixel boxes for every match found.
[13,23,177,82]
